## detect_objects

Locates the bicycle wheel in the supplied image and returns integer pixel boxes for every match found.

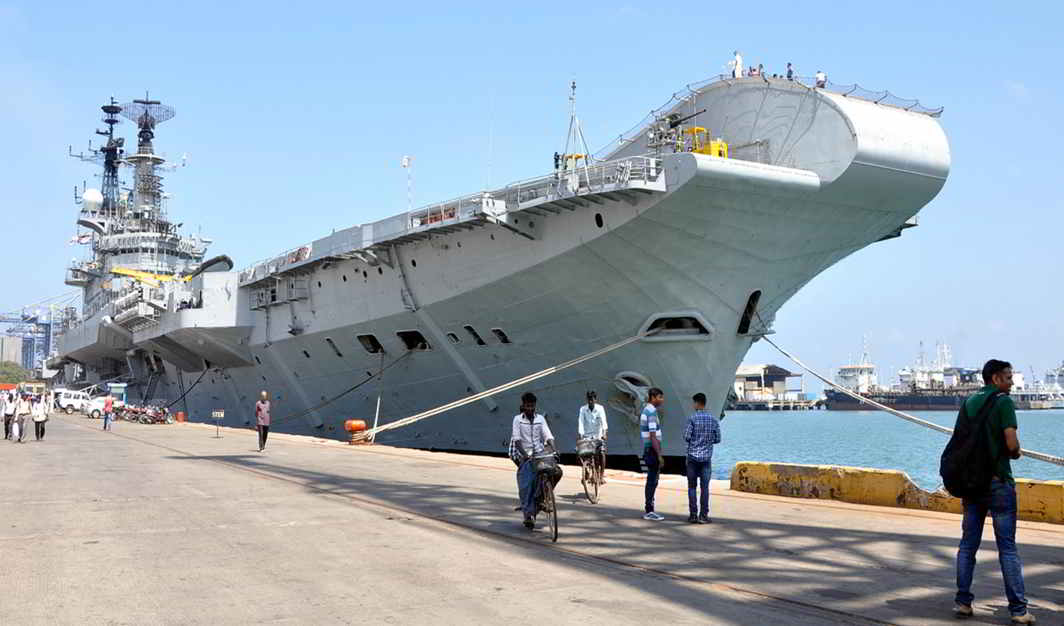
[581,458,597,504]
[542,478,558,542]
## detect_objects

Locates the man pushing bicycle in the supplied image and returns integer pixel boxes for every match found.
[510,392,556,529]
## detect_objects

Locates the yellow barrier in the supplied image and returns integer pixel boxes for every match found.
[730,462,1064,524]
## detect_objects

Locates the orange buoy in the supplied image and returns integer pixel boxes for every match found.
[344,419,368,444]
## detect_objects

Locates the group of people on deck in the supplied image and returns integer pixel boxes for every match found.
[509,387,721,529]
[2,391,49,442]
[728,51,827,87]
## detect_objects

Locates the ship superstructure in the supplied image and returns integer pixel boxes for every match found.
[58,97,223,395]
[55,75,952,463]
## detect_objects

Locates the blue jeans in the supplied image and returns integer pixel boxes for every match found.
[955,478,1028,616]
[643,449,661,513]
[686,458,711,517]
[517,461,539,517]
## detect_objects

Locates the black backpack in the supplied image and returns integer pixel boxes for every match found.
[939,391,1004,498]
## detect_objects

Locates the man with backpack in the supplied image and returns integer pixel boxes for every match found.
[945,359,1033,623]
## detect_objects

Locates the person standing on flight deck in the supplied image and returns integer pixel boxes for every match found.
[255,391,271,452]
[641,387,665,521]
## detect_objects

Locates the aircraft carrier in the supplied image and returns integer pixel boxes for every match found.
[51,75,950,465]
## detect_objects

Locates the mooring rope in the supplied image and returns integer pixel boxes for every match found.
[353,330,657,442]
[763,336,1064,467]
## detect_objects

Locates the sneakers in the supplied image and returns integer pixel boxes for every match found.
[1011,613,1036,624]
[523,515,535,530]
[699,515,713,524]
[643,512,665,521]
[686,515,699,524]
[953,604,973,618]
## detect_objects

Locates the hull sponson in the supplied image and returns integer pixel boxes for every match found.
[64,78,950,459]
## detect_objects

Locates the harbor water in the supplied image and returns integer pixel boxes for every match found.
[709,409,1064,489]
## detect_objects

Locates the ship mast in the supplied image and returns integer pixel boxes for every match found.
[121,94,175,233]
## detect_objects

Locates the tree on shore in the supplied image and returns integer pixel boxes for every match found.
[0,361,31,384]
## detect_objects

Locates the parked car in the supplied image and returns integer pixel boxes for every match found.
[56,390,91,414]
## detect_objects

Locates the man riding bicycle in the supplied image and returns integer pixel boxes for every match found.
[577,390,608,480]
[510,392,556,529]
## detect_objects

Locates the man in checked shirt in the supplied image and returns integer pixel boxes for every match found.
[683,392,721,524]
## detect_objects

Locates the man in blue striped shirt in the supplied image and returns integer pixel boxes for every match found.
[682,392,721,524]
[640,387,665,521]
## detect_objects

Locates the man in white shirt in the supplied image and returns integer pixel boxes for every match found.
[815,70,827,88]
[577,390,608,480]
[511,392,556,529]
[730,51,743,79]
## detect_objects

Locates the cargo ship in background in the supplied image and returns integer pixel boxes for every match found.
[50,74,951,466]
[825,343,1064,410]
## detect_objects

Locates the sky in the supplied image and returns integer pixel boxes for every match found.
[1,1,1061,389]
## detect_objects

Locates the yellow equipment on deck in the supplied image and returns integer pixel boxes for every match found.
[683,126,729,158]
[110,266,191,287]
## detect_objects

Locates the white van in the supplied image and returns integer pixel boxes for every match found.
[56,390,91,414]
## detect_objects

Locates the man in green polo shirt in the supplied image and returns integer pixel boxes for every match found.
[953,359,1034,623]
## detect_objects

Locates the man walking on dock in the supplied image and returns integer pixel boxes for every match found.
[683,392,720,524]
[255,391,271,452]
[953,359,1034,624]
[641,388,665,521]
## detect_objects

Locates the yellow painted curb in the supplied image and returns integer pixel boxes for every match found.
[730,462,1063,524]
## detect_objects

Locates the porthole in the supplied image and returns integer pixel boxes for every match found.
[491,328,512,344]
[342,275,348,282]
[446,332,461,344]
[363,270,368,278]
[325,337,344,358]
[595,213,603,228]
[457,241,462,248]
[411,259,417,268]
[261,375,267,382]
[377,267,382,275]
[302,350,311,359]
[490,234,495,240]
[317,281,322,288]
[254,355,261,365]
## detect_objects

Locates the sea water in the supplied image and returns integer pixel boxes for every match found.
[710,409,1064,490]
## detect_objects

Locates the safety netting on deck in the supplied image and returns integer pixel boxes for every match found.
[593,74,944,160]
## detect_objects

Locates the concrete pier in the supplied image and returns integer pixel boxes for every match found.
[2,416,1062,625]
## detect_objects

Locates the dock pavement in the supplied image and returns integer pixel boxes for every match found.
[1,415,1061,625]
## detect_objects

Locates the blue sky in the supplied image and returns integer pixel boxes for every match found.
[1,1,1061,386]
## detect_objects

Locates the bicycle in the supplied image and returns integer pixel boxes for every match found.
[530,453,560,542]
[577,438,605,504]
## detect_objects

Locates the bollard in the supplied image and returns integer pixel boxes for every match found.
[344,419,368,445]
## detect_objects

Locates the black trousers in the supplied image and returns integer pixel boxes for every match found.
[258,425,269,450]
[35,421,45,440]
[3,416,10,439]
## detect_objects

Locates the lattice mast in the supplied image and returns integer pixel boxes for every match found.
[121,94,175,229]
[69,97,126,218]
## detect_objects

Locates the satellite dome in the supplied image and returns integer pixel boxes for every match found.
[82,188,104,212]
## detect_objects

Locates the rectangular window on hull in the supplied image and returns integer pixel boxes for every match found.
[737,290,762,335]
[357,334,383,354]
[397,330,431,351]
[463,325,486,346]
